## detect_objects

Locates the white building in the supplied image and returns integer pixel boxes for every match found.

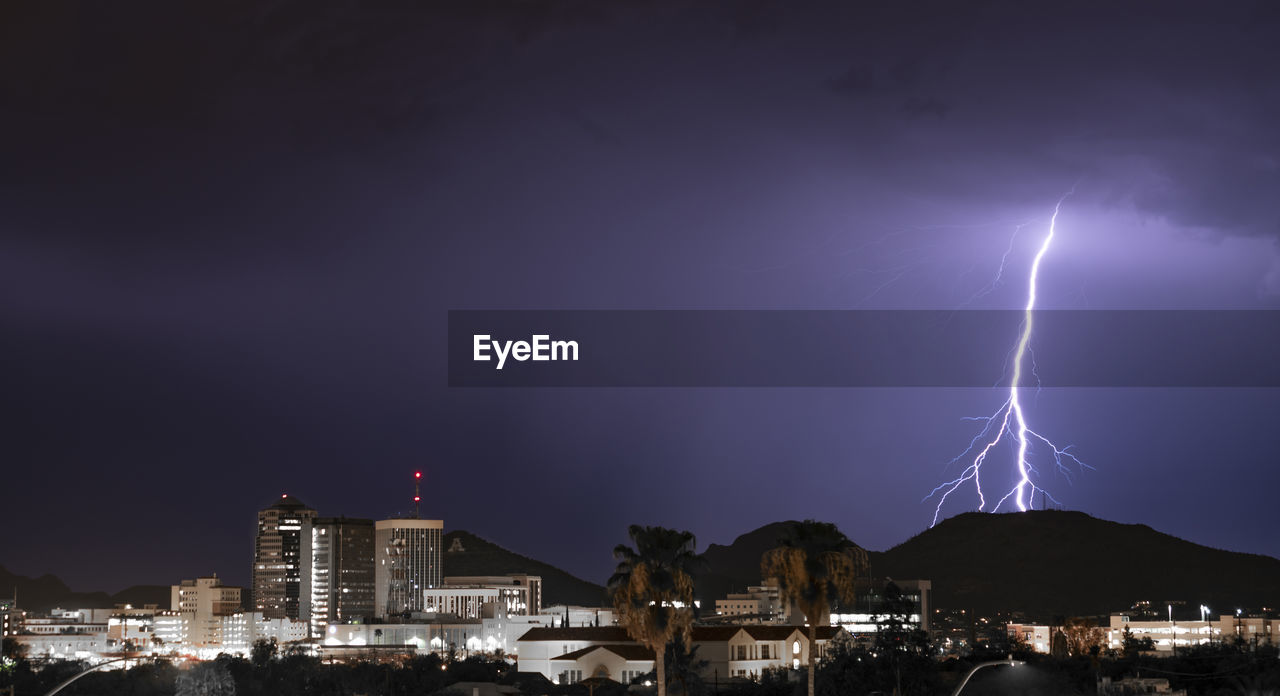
[715,585,786,622]
[1105,614,1280,653]
[171,576,242,647]
[159,576,308,656]
[539,605,616,628]
[515,624,847,683]
[445,575,540,614]
[11,608,113,659]
[1007,623,1053,653]
[424,585,530,619]
[11,632,113,660]
[551,644,654,685]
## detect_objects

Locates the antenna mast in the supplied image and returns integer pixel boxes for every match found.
[413,471,422,519]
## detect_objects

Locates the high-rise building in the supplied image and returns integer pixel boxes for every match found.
[310,516,375,636]
[252,495,318,621]
[374,518,443,618]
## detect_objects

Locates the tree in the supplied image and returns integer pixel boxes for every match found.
[1121,627,1154,658]
[609,525,701,696]
[175,660,236,696]
[663,638,709,696]
[1060,617,1105,658]
[873,581,930,696]
[761,520,868,696]
[1,637,25,661]
[250,637,277,667]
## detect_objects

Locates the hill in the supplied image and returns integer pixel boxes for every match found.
[692,512,1280,619]
[694,521,805,602]
[869,510,1280,618]
[443,530,607,607]
[3,529,606,614]
[0,565,170,613]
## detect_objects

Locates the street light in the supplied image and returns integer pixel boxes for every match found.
[950,657,1024,696]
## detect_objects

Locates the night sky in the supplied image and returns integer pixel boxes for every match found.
[3,1,1280,595]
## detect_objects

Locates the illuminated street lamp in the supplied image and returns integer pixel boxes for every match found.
[949,657,1024,696]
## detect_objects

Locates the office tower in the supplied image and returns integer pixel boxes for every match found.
[374,518,443,617]
[310,516,375,636]
[252,494,318,621]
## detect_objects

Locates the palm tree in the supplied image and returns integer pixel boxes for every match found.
[761,520,868,696]
[609,525,701,696]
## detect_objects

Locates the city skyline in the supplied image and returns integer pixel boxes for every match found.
[5,0,1280,597]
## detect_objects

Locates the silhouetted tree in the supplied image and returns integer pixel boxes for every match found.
[609,525,701,696]
[251,637,277,667]
[762,520,868,696]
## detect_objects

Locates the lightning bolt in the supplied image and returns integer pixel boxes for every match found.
[924,191,1092,526]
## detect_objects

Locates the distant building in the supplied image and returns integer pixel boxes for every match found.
[424,575,543,619]
[714,584,787,623]
[172,576,243,647]
[829,578,931,639]
[1,597,24,638]
[11,608,115,659]
[1007,623,1053,653]
[1105,613,1280,653]
[310,516,376,637]
[540,605,616,628]
[1098,676,1186,696]
[107,604,162,648]
[253,494,318,621]
[515,624,848,683]
[375,518,444,617]
[445,575,543,615]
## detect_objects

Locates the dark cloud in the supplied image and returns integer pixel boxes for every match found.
[3,0,1280,591]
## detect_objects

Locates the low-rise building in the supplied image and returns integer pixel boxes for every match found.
[714,585,786,623]
[829,579,931,641]
[172,576,242,647]
[443,575,542,616]
[515,624,848,683]
[1007,623,1053,653]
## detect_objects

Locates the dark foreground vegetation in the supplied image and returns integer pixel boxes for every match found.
[4,637,1280,696]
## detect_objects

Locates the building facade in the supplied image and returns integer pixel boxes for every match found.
[515,624,847,684]
[714,585,786,622]
[252,495,318,621]
[375,518,444,617]
[172,576,243,647]
[443,575,542,616]
[830,578,932,640]
[1105,613,1280,653]
[310,516,376,637]
[1007,623,1053,653]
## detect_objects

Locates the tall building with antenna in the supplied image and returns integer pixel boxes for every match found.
[374,471,443,618]
[252,494,318,621]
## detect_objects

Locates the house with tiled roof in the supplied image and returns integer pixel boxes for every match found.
[549,644,657,686]
[515,624,850,683]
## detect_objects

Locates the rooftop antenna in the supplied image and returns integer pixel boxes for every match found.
[413,471,423,519]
